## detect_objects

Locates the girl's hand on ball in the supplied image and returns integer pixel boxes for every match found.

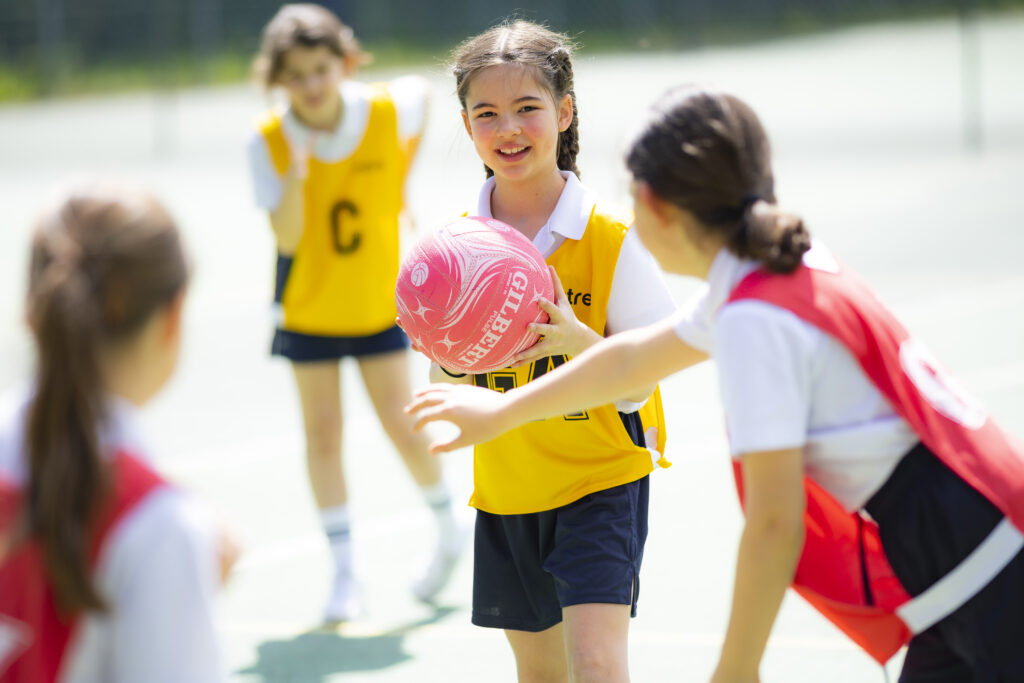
[514,266,601,366]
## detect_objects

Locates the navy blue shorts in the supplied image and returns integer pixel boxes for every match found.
[270,253,409,362]
[472,411,650,632]
[271,324,409,362]
[472,475,650,632]
[864,443,1024,682]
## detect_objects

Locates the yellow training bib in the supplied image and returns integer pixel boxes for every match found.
[258,83,415,336]
[470,205,669,514]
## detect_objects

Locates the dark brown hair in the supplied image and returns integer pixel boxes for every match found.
[24,184,187,615]
[627,86,810,273]
[452,20,580,179]
[253,3,368,88]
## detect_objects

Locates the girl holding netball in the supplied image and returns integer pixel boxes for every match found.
[247,4,463,617]
[409,85,1024,682]
[0,184,226,682]
[430,21,676,683]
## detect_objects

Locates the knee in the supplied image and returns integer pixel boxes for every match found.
[568,647,626,683]
[303,411,341,457]
[516,663,568,683]
[376,405,426,454]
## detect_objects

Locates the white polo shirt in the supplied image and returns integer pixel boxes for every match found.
[672,244,919,511]
[248,75,428,211]
[0,388,225,683]
[473,171,677,336]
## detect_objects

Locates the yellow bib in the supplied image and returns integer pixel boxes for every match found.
[258,84,413,336]
[470,206,669,514]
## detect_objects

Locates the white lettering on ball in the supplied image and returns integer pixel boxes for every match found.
[456,273,530,366]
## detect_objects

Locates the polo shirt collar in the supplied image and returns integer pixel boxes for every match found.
[473,171,596,248]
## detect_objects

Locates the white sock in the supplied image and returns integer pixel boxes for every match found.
[320,504,352,577]
[420,481,459,553]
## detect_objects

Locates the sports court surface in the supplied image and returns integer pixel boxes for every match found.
[1,13,1023,682]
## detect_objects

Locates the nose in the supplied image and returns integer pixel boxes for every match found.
[496,114,522,137]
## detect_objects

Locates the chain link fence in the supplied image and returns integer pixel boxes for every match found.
[0,0,1010,98]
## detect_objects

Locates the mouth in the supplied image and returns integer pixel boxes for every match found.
[496,145,530,161]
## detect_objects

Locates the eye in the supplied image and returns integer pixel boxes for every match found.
[519,105,539,113]
[474,111,496,119]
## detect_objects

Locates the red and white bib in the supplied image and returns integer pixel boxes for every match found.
[725,248,1024,663]
[0,453,166,683]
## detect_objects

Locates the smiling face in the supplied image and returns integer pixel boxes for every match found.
[461,64,573,185]
[277,45,347,128]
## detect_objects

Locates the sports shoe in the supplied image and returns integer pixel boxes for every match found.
[323,570,364,623]
[411,518,470,603]
[411,543,463,603]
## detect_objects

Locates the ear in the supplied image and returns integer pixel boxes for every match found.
[556,93,573,133]
[159,288,187,344]
[342,54,361,78]
[634,181,673,226]
[461,109,473,139]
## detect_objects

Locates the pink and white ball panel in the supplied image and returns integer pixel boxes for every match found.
[396,216,554,374]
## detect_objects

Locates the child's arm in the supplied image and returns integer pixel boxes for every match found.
[712,448,805,683]
[269,133,317,254]
[515,266,655,403]
[407,315,706,453]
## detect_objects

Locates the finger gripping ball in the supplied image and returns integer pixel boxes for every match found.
[396,216,554,374]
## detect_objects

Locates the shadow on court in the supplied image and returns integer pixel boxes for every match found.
[237,606,459,682]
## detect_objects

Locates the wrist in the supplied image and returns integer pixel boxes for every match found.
[571,325,603,357]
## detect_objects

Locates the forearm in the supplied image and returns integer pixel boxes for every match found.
[716,513,804,678]
[504,318,705,425]
[269,175,305,254]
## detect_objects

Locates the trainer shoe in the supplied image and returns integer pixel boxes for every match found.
[411,544,463,603]
[411,518,471,603]
[324,571,364,623]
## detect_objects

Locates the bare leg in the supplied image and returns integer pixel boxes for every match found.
[356,349,440,487]
[505,623,570,683]
[358,348,465,602]
[291,360,360,620]
[562,603,632,683]
[291,360,345,506]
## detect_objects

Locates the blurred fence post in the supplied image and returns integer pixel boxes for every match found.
[958,0,982,153]
[35,0,65,96]
[150,1,178,158]
[189,0,223,82]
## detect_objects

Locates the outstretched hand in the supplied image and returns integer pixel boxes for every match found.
[405,383,515,454]
[513,266,602,367]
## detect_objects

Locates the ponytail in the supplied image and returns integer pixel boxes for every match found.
[27,241,108,614]
[727,198,810,273]
[24,187,187,616]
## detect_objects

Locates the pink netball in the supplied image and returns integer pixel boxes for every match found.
[396,216,554,374]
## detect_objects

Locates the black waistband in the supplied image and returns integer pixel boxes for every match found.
[864,442,934,521]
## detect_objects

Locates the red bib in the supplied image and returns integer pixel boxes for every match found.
[0,454,166,682]
[725,251,1024,663]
